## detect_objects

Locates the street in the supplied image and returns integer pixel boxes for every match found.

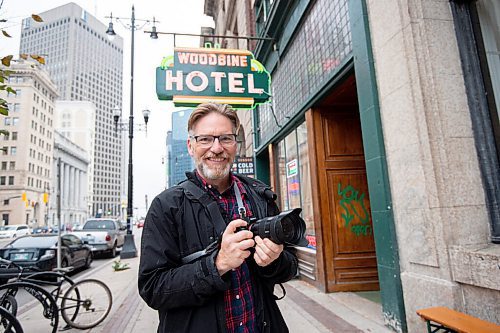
[0,228,140,310]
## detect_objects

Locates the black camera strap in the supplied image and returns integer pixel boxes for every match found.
[233,182,247,219]
[181,182,247,265]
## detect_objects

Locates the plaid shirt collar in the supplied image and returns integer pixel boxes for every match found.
[195,170,248,196]
[195,171,252,220]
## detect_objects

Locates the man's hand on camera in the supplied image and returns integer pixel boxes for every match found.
[253,236,283,267]
[215,219,255,276]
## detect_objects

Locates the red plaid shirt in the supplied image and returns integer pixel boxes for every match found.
[196,172,258,333]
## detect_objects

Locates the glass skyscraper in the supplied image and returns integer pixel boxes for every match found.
[168,109,194,186]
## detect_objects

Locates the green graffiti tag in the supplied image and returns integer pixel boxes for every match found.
[337,183,370,235]
[350,224,373,236]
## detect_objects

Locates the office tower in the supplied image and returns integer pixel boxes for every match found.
[0,61,58,226]
[165,130,172,189]
[169,109,194,186]
[19,3,124,217]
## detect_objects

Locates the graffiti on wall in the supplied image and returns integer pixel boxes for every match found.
[337,183,372,236]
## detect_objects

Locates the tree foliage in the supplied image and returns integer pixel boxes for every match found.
[1,13,45,136]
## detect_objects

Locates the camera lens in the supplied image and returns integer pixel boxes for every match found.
[250,208,308,246]
[278,212,306,245]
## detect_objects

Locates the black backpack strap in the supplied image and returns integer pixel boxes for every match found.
[179,180,226,237]
[274,283,286,300]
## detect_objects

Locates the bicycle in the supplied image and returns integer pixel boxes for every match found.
[0,258,112,331]
[0,280,58,333]
[0,305,24,333]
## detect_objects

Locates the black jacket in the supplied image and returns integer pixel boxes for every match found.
[138,171,298,333]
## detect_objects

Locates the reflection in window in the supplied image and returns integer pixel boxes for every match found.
[276,140,288,211]
[285,130,301,209]
[275,121,316,249]
[297,122,315,247]
[476,0,499,126]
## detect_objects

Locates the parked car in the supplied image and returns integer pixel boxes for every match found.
[0,234,93,284]
[72,219,126,257]
[0,225,30,239]
[32,226,49,234]
[31,226,59,234]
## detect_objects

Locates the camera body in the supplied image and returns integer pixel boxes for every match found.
[235,216,257,233]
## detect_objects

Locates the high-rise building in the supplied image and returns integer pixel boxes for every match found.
[168,109,194,186]
[19,3,124,217]
[165,130,172,189]
[0,60,58,227]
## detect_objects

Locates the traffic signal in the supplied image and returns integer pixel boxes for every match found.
[21,192,27,202]
[43,192,49,204]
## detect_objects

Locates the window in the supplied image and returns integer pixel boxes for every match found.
[255,0,272,36]
[8,176,14,185]
[0,176,5,185]
[274,121,315,249]
[1,162,6,170]
[10,147,16,156]
[1,214,8,226]
[9,162,15,170]
[11,132,17,140]
[451,0,500,243]
[476,0,499,135]
[12,117,19,125]
[4,118,11,126]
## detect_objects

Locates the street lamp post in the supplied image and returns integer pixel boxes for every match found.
[106,6,155,259]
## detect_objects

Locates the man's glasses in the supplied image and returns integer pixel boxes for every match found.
[190,134,237,148]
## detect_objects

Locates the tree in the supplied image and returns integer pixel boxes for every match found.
[1,4,45,136]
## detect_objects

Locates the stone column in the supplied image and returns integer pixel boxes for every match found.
[74,169,79,209]
[64,162,70,208]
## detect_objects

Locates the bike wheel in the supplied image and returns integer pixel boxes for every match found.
[0,306,23,333]
[0,282,59,333]
[0,294,17,332]
[60,279,112,329]
[0,295,17,316]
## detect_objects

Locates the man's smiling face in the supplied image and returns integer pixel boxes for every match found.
[187,112,237,181]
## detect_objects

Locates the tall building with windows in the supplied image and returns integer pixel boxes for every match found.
[168,109,194,186]
[19,3,124,217]
[0,61,58,227]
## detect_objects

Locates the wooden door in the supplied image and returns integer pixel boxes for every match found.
[310,107,379,292]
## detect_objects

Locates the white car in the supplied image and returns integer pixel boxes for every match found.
[0,225,30,239]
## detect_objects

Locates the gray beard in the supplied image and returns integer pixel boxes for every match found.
[197,158,233,180]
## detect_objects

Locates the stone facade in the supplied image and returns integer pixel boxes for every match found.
[366,0,499,330]
[0,61,58,228]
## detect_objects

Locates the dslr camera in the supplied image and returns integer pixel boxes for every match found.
[236,208,308,247]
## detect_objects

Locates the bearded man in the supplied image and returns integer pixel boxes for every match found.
[138,103,298,333]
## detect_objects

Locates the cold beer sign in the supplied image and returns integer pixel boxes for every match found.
[156,47,271,109]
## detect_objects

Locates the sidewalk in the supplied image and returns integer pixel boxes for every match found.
[16,244,393,333]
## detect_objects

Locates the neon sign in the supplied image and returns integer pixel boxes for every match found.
[156,47,271,109]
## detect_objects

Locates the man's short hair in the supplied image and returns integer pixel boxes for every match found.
[187,103,240,134]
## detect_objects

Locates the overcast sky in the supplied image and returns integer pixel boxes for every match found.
[0,0,214,218]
